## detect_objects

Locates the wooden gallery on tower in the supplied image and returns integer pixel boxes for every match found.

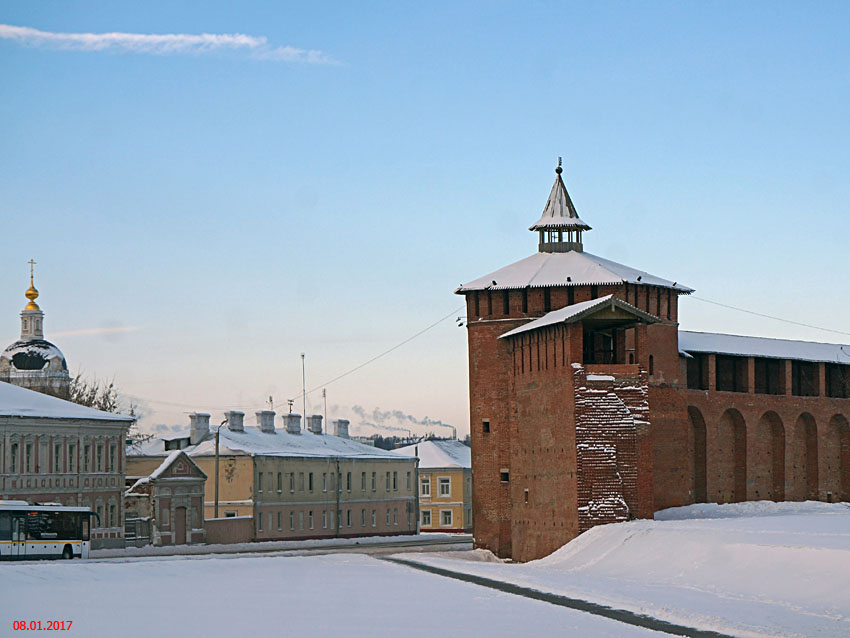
[455,162,850,561]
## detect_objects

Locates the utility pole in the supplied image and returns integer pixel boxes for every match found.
[214,419,227,519]
[301,353,306,431]
[322,389,327,432]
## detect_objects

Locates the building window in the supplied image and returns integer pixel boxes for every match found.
[258,472,263,493]
[258,513,263,532]
[392,471,398,491]
[338,472,343,492]
[298,472,305,491]
[308,472,314,492]
[361,509,366,526]
[649,355,654,376]
[109,445,115,472]
[483,419,490,433]
[439,477,451,497]
[406,471,411,490]
[543,288,551,312]
[268,512,272,532]
[440,510,453,527]
[371,510,376,527]
[385,471,391,492]
[11,443,18,473]
[289,473,295,492]
[68,444,75,473]
[277,512,282,530]
[421,510,431,526]
[308,511,313,530]
[323,510,328,529]
[25,444,32,473]
[96,444,103,472]
[322,473,327,492]
[347,510,352,527]
[361,472,366,491]
[83,444,90,472]
[500,471,510,482]
[826,364,850,398]
[329,510,334,529]
[299,511,304,530]
[330,472,335,491]
[347,472,352,491]
[290,511,295,531]
[371,472,376,491]
[225,511,237,518]
[386,509,391,525]
[420,476,431,496]
[277,472,282,492]
[54,443,62,472]
[109,504,116,527]
[393,508,398,525]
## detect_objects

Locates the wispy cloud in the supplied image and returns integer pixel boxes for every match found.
[51,325,140,338]
[0,24,335,63]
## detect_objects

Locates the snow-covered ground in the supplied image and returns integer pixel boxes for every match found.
[2,552,665,637]
[398,501,850,638]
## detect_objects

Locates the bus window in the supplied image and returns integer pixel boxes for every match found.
[81,517,89,541]
[0,512,10,540]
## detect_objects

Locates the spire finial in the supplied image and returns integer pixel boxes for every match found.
[555,157,562,175]
[25,259,40,310]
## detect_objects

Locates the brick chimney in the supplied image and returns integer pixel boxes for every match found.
[189,413,210,445]
[256,410,276,433]
[225,410,244,432]
[332,419,350,439]
[308,414,323,434]
[283,413,302,435]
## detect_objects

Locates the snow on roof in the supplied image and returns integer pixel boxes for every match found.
[1,339,67,370]
[679,331,850,365]
[455,250,693,293]
[0,380,134,422]
[499,294,659,339]
[393,440,471,469]
[149,450,186,479]
[131,425,410,461]
[528,172,591,231]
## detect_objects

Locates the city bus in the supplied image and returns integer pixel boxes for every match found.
[0,501,99,560]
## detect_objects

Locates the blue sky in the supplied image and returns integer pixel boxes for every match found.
[2,2,849,435]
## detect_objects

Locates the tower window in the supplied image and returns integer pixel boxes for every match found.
[500,471,510,483]
[590,285,598,299]
[482,419,490,433]
[649,355,654,375]
[567,287,574,305]
[522,289,528,313]
[502,291,510,315]
[543,289,551,312]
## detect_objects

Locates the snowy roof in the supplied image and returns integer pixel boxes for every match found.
[149,450,206,479]
[455,250,693,293]
[393,440,471,469]
[1,339,67,371]
[529,171,591,231]
[500,294,659,339]
[132,425,411,461]
[0,380,134,422]
[679,331,850,365]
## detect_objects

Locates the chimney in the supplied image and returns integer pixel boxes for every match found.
[256,410,276,433]
[225,410,244,432]
[189,413,210,446]
[332,419,350,439]
[283,413,302,435]
[308,414,323,434]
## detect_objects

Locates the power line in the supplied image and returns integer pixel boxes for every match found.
[126,304,465,413]
[691,296,850,338]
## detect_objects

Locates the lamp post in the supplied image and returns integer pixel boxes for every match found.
[214,419,227,519]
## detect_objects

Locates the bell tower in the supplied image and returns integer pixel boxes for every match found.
[20,259,45,341]
[529,158,591,253]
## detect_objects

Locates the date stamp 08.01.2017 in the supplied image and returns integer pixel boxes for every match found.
[12,621,73,631]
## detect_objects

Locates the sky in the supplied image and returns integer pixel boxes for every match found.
[1,2,849,437]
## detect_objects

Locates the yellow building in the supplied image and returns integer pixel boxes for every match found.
[394,440,472,532]
[127,411,419,541]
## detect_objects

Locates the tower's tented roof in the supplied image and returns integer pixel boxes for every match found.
[529,171,591,231]
[1,339,67,371]
[455,251,694,293]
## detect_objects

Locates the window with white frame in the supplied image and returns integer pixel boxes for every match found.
[323,510,327,529]
[308,511,313,529]
[277,512,282,530]
[277,472,282,492]
[440,510,453,527]
[421,510,432,526]
[371,509,376,527]
[386,509,391,525]
[258,472,263,492]
[420,475,431,497]
[361,472,366,491]
[299,511,304,530]
[385,471,391,492]
[289,511,295,530]
[371,472,376,491]
[322,472,327,492]
[439,477,451,497]
[393,508,398,525]
[289,473,295,492]
[361,509,366,526]
[347,509,352,527]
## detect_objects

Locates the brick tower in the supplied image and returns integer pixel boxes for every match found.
[455,161,692,560]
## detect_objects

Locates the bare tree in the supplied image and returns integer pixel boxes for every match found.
[69,371,152,444]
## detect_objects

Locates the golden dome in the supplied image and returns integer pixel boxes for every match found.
[24,259,40,311]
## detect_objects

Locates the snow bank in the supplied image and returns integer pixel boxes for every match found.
[400,505,850,637]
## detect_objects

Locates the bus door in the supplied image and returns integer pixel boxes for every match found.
[80,515,91,559]
[12,516,26,558]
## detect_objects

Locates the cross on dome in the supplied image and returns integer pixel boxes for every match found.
[529,159,591,253]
